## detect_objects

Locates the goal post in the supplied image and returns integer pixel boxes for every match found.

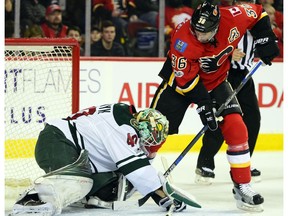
[4,38,80,210]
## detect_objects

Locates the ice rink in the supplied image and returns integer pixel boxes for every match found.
[5,151,284,216]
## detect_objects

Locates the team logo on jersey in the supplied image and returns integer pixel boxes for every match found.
[174,39,188,53]
[199,46,233,73]
[174,70,184,77]
[228,27,240,43]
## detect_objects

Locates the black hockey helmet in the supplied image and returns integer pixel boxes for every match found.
[191,1,220,33]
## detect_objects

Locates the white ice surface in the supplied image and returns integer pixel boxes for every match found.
[5,151,284,216]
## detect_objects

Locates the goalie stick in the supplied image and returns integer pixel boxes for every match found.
[138,60,263,207]
[161,156,174,183]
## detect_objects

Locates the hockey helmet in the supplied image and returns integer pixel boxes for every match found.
[191,1,220,33]
[134,108,169,149]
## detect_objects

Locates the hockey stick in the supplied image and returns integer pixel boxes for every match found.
[138,60,263,206]
[161,156,174,183]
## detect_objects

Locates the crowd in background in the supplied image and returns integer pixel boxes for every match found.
[5,0,283,57]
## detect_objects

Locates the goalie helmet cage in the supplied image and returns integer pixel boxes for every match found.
[4,38,80,210]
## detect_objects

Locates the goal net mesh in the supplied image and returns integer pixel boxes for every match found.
[4,38,79,210]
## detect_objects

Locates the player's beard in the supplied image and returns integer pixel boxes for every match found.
[52,17,62,25]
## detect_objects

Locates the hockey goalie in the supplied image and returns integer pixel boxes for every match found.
[11,103,200,215]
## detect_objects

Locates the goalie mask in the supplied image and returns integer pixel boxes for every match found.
[133,109,169,157]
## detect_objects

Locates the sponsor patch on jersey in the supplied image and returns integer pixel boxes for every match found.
[174,39,188,53]
[174,70,184,77]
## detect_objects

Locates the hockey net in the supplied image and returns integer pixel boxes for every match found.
[4,38,80,210]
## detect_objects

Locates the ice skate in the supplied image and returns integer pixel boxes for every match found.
[251,167,261,183]
[232,183,264,212]
[194,167,215,185]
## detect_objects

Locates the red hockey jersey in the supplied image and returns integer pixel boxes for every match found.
[164,4,265,92]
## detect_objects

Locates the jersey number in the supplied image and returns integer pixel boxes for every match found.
[127,133,138,147]
[171,54,187,70]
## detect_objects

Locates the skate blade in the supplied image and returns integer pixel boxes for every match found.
[236,200,264,212]
[252,176,261,183]
[194,174,213,185]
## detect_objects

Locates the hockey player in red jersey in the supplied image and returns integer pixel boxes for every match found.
[150,0,279,212]
[195,0,263,186]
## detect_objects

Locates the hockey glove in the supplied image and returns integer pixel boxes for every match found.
[254,35,279,66]
[153,194,187,212]
[196,100,218,131]
[250,15,279,66]
[173,199,187,212]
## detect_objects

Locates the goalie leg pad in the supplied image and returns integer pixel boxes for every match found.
[12,187,56,216]
[11,149,93,216]
[35,149,93,214]
[34,175,93,215]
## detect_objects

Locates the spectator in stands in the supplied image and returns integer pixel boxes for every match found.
[20,0,46,35]
[158,0,193,52]
[92,0,113,27]
[5,20,15,38]
[262,3,283,57]
[5,0,13,18]
[23,24,45,38]
[91,20,125,56]
[271,0,283,11]
[5,0,14,37]
[37,0,59,8]
[66,26,85,56]
[133,0,159,27]
[62,0,86,34]
[219,0,234,6]
[5,0,13,16]
[40,4,68,38]
[257,0,283,30]
[182,0,193,8]
[91,26,102,44]
[92,0,135,45]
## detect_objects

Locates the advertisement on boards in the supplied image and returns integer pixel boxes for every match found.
[79,59,283,135]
